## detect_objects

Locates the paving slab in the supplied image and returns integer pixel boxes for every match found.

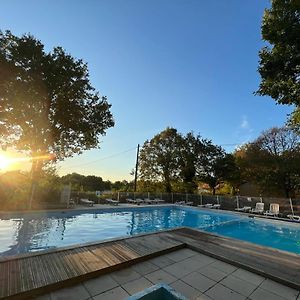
[92,286,129,300]
[210,260,238,274]
[259,279,299,300]
[249,287,288,300]
[197,265,228,282]
[166,248,197,262]
[148,254,175,268]
[231,268,265,286]
[145,269,177,284]
[205,283,246,300]
[50,284,90,300]
[220,274,258,297]
[131,261,159,275]
[111,268,141,285]
[170,279,202,299]
[83,274,119,296]
[181,271,216,293]
[122,277,153,295]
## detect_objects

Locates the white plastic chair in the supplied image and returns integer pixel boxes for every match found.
[264,203,279,216]
[250,202,264,214]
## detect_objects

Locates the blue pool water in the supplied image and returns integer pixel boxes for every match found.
[0,206,299,256]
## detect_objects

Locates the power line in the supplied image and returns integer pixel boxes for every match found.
[63,142,245,170]
[65,147,137,169]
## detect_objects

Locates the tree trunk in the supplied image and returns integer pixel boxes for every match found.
[29,152,44,209]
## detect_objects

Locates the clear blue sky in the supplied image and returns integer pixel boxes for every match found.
[0,0,292,181]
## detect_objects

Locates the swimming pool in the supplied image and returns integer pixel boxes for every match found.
[0,206,299,256]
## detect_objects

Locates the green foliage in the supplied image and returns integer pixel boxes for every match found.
[256,0,300,125]
[236,127,300,197]
[197,145,237,195]
[139,127,182,193]
[138,127,236,193]
[0,31,114,167]
[111,180,132,192]
[61,172,112,191]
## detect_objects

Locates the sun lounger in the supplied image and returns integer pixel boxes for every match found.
[250,202,264,214]
[235,206,251,212]
[127,198,144,205]
[80,198,94,207]
[211,204,221,209]
[106,199,119,206]
[264,203,279,217]
[287,214,300,221]
[153,198,165,204]
[175,201,193,206]
[144,199,158,204]
[198,204,213,208]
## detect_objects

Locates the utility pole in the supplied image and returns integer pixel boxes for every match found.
[134,144,140,192]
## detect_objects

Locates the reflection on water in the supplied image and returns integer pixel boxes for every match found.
[0,207,299,256]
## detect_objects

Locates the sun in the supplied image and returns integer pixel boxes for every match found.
[0,154,11,170]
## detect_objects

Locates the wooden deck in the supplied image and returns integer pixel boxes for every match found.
[1,227,300,299]
[0,231,185,299]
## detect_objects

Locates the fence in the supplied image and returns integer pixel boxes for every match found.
[74,191,300,218]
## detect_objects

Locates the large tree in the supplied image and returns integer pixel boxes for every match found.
[138,127,232,194]
[237,127,300,197]
[256,0,300,126]
[0,31,114,176]
[197,142,235,195]
[178,132,207,193]
[138,127,182,193]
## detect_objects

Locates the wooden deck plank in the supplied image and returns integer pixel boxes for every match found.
[0,232,184,299]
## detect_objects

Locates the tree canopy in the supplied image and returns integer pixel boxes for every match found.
[139,127,182,193]
[0,31,114,172]
[138,127,234,193]
[236,127,300,197]
[256,0,300,126]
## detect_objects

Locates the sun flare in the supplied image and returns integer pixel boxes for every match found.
[0,154,11,170]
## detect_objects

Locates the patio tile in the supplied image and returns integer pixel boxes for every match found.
[83,274,119,296]
[195,294,213,300]
[170,280,202,299]
[231,268,265,286]
[166,248,197,262]
[34,294,51,300]
[92,286,129,300]
[205,283,246,300]
[111,268,141,285]
[50,284,90,300]
[183,256,214,270]
[210,260,237,274]
[163,259,201,278]
[192,253,217,265]
[220,274,257,297]
[148,254,175,268]
[131,261,159,275]
[249,287,288,300]
[259,279,299,300]
[122,277,153,295]
[181,271,216,293]
[197,265,228,282]
[145,269,177,284]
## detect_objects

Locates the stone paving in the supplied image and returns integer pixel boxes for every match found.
[35,248,300,300]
